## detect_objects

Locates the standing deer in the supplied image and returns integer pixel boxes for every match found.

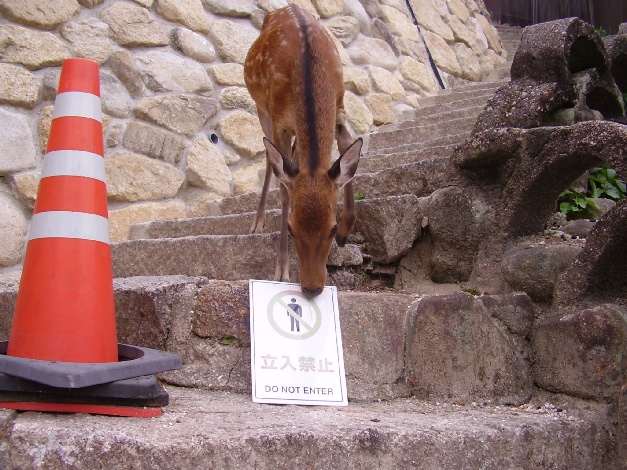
[244,5,362,298]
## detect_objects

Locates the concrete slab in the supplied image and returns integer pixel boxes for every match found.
[0,387,615,470]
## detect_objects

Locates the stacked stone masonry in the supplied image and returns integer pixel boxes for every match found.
[0,0,506,269]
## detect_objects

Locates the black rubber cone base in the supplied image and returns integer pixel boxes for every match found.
[0,341,181,388]
[0,373,169,417]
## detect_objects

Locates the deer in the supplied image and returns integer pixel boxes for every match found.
[244,5,363,298]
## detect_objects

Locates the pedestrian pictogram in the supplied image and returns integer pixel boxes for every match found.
[266,290,322,339]
[249,280,348,406]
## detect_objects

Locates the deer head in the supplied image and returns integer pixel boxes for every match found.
[264,137,362,297]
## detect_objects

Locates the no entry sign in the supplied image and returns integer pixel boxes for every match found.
[249,280,348,406]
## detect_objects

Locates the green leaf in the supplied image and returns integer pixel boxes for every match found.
[606,187,620,200]
[559,202,572,213]
[589,180,602,198]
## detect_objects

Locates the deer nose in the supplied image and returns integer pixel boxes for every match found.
[302,287,323,298]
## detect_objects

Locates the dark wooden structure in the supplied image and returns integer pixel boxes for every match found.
[484,0,626,34]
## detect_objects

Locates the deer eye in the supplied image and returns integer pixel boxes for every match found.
[329,225,338,239]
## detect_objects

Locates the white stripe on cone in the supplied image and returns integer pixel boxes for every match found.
[52,91,102,122]
[29,211,110,244]
[42,150,106,181]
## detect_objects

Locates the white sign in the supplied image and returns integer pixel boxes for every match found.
[249,280,348,406]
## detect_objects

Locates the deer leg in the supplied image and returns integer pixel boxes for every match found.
[249,112,274,234]
[274,183,291,281]
[273,130,294,282]
[335,119,357,246]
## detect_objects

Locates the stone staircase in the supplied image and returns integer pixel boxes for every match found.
[0,24,622,470]
[114,79,508,284]
[493,23,524,79]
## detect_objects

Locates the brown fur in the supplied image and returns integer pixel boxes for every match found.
[244,5,362,297]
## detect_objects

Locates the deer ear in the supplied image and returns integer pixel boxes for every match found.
[264,138,299,185]
[328,138,362,189]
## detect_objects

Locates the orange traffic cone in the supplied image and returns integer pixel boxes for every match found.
[0,58,180,417]
[8,58,117,363]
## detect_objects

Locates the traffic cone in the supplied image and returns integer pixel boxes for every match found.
[0,58,181,417]
[8,58,117,363]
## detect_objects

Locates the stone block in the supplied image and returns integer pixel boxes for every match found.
[405,293,532,404]
[134,94,218,136]
[0,108,37,175]
[123,121,188,165]
[353,195,424,263]
[105,152,185,202]
[0,0,79,29]
[155,0,209,33]
[0,25,70,69]
[208,20,259,64]
[533,304,626,400]
[502,242,582,303]
[338,292,413,400]
[60,17,113,64]
[171,27,216,63]
[133,51,213,93]
[0,64,41,108]
[99,2,168,47]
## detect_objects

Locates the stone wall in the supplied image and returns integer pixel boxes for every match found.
[0,0,505,271]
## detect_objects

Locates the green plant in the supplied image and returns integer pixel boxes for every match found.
[558,167,626,218]
[595,27,607,38]
[354,192,365,201]
[463,288,481,296]
[588,167,626,200]
[558,189,597,217]
[219,336,240,346]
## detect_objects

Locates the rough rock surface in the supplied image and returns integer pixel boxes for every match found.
[453,18,627,302]
[0,0,506,268]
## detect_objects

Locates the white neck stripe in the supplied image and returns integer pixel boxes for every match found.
[29,211,110,244]
[52,92,102,122]
[42,150,106,182]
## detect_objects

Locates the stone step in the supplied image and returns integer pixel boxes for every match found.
[367,115,475,152]
[129,194,429,270]
[0,276,532,404]
[0,386,611,470]
[0,275,613,469]
[131,210,272,239]
[406,82,503,111]
[496,32,523,41]
[115,199,434,281]
[362,80,505,156]
[441,79,507,94]
[112,233,314,280]
[360,142,459,173]
[401,91,499,121]
[134,190,415,235]
[364,132,467,158]
[386,104,485,131]
[495,24,524,34]
[486,64,513,81]
[502,40,521,49]
[208,157,462,217]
